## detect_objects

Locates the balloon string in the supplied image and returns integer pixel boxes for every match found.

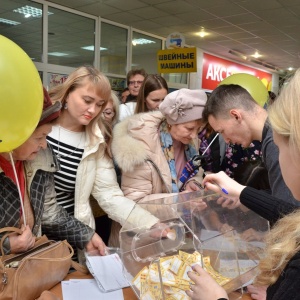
[9,151,27,226]
[202,133,220,156]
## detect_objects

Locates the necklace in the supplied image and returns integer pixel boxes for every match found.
[56,126,85,161]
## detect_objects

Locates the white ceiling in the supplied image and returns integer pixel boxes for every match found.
[46,0,300,74]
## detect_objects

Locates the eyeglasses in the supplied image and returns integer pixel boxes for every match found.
[128,80,143,86]
[102,109,115,117]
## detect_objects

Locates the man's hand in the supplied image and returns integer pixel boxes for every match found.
[9,224,35,253]
[202,171,245,198]
[85,233,106,256]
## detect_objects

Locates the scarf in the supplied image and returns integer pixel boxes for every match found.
[159,120,199,192]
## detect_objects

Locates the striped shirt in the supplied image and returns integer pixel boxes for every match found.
[47,125,85,216]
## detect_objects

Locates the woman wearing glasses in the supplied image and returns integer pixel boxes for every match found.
[102,91,119,126]
[119,68,147,121]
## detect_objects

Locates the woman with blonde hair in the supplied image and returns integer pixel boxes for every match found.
[187,68,300,300]
[134,74,168,114]
[46,65,162,257]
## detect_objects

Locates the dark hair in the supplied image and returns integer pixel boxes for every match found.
[202,84,257,123]
[135,74,168,113]
[126,68,147,86]
[122,87,129,93]
[267,91,277,105]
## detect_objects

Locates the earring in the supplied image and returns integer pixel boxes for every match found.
[64,103,68,109]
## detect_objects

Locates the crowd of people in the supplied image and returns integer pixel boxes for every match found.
[2,62,300,300]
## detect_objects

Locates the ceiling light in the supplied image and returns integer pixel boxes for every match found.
[198,28,208,38]
[13,5,53,18]
[48,52,69,57]
[288,67,294,71]
[81,46,107,51]
[0,18,20,25]
[132,38,155,46]
[251,51,262,59]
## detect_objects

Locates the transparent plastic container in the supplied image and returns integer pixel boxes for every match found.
[119,190,269,299]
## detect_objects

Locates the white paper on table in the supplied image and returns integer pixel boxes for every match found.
[61,281,72,300]
[85,253,130,292]
[61,279,124,300]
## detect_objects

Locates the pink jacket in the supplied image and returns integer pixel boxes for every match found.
[112,111,202,203]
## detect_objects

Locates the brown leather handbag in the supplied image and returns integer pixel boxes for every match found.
[0,227,74,300]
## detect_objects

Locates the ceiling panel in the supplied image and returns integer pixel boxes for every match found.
[155,0,195,14]
[3,0,299,73]
[76,3,120,16]
[203,4,248,17]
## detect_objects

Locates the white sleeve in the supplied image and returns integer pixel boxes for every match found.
[119,104,131,122]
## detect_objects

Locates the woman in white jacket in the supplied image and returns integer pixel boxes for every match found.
[46,66,160,256]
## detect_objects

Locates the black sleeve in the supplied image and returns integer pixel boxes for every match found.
[262,124,298,205]
[267,256,300,300]
[240,187,298,225]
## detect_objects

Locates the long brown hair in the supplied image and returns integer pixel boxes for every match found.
[135,74,168,114]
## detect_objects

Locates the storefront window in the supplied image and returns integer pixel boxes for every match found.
[163,73,188,84]
[132,32,162,74]
[100,22,127,75]
[0,0,42,62]
[48,7,95,67]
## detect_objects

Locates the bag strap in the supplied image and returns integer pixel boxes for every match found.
[71,260,89,275]
[0,227,23,235]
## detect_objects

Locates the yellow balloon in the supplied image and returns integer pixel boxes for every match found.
[219,73,269,107]
[261,78,268,88]
[0,35,43,152]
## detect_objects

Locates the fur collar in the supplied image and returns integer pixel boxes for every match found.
[112,112,163,173]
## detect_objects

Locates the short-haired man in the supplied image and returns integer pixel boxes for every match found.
[119,68,147,121]
[202,84,298,205]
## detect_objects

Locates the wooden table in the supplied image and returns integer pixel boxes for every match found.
[50,271,253,300]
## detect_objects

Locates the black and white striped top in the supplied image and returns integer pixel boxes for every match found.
[47,125,85,216]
